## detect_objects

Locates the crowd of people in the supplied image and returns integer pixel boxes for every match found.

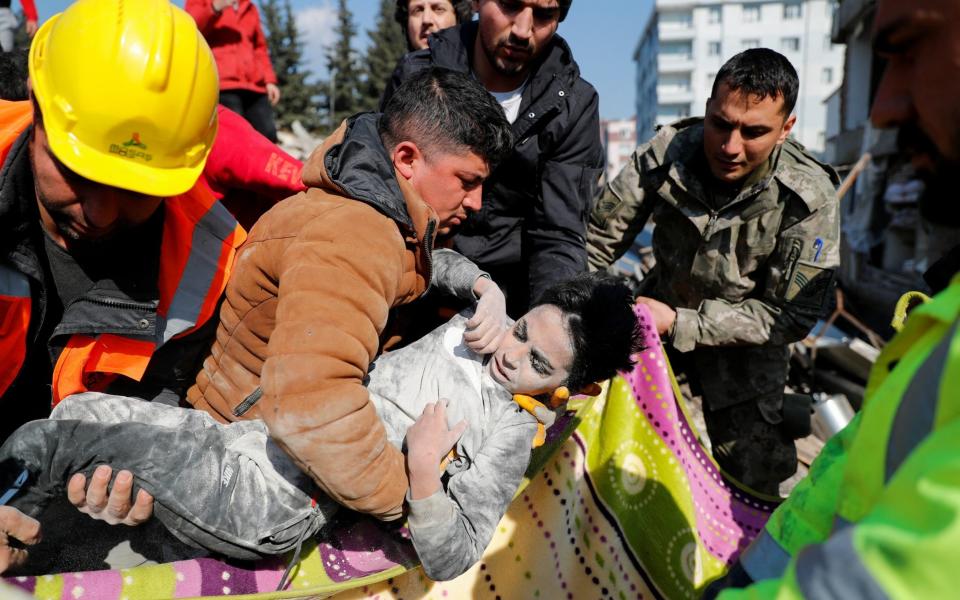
[0,0,957,598]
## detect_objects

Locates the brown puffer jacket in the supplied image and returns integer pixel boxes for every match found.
[187,114,437,521]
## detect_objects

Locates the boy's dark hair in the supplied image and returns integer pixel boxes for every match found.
[0,49,29,102]
[395,0,474,49]
[534,273,643,392]
[379,67,514,168]
[711,48,799,116]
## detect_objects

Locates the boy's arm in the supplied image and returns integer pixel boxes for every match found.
[430,248,487,300]
[406,406,536,581]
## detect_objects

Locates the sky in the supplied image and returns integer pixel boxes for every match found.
[39,0,653,120]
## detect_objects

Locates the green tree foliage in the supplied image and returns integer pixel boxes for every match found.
[319,0,365,131]
[360,0,408,111]
[261,0,323,131]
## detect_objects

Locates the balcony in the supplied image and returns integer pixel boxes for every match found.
[658,54,695,73]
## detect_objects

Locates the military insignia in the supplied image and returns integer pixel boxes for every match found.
[786,260,834,309]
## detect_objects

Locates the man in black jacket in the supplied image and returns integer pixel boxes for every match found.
[382,0,603,316]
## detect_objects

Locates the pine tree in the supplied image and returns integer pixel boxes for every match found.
[360,0,408,111]
[261,0,323,131]
[320,0,365,131]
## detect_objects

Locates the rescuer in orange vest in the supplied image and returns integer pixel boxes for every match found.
[0,0,244,530]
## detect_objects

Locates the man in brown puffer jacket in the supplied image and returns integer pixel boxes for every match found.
[186,68,514,522]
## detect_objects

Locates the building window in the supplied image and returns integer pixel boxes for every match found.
[821,67,833,84]
[743,5,761,22]
[658,73,692,93]
[781,37,800,52]
[708,41,721,56]
[708,6,722,24]
[742,39,761,50]
[660,10,693,28]
[660,41,693,60]
[783,2,802,19]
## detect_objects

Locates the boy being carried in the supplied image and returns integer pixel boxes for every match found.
[0,273,642,580]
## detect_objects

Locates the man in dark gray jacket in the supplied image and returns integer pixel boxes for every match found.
[382,0,604,316]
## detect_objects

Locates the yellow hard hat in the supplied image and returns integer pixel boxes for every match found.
[28,0,220,197]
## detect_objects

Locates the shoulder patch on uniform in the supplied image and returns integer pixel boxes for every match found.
[786,260,835,310]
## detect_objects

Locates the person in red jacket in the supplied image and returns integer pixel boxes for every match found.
[0,0,37,52]
[185,0,281,141]
[204,105,305,230]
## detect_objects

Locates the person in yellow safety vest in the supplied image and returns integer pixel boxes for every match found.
[705,1,960,597]
[0,0,243,529]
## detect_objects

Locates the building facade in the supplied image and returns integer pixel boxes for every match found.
[634,11,659,142]
[601,117,639,180]
[637,0,844,155]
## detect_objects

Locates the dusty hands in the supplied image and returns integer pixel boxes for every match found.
[464,277,509,354]
[635,296,676,336]
[0,506,40,574]
[406,399,467,500]
[266,83,281,106]
[67,465,154,526]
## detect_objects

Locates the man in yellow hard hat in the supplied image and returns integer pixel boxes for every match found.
[0,0,244,543]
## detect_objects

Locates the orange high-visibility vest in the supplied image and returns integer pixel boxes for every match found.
[0,100,246,404]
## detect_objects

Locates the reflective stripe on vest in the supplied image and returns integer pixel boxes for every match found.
[795,526,889,599]
[51,184,245,404]
[0,101,246,403]
[884,321,959,481]
[738,528,792,582]
[0,265,30,395]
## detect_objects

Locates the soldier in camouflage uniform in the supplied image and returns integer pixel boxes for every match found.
[587,49,840,495]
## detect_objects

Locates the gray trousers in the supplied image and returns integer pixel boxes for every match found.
[0,8,17,52]
[0,393,335,560]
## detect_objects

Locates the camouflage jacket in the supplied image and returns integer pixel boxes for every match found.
[587,119,840,411]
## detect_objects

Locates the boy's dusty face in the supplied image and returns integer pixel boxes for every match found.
[487,305,573,395]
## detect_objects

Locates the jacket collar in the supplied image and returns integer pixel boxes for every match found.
[300,113,437,247]
[650,118,837,216]
[426,22,583,140]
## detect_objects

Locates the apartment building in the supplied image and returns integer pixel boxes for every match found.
[636,0,844,154]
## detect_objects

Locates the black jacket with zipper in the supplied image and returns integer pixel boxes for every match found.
[381,22,603,314]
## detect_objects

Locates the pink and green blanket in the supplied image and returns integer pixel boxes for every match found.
[5,305,780,599]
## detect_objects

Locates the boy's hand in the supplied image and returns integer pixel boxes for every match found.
[67,466,154,526]
[0,506,40,574]
[406,400,467,500]
[464,277,508,355]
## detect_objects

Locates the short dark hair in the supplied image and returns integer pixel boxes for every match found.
[0,49,29,102]
[379,67,514,168]
[534,273,644,392]
[711,48,799,116]
[395,0,474,49]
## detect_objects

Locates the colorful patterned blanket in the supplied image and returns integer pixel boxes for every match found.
[5,305,780,599]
